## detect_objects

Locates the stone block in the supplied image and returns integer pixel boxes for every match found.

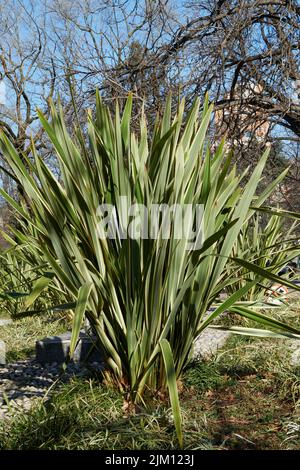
[0,319,12,327]
[193,328,230,360]
[0,340,5,365]
[36,331,103,365]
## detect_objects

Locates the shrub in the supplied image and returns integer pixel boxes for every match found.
[1,93,300,445]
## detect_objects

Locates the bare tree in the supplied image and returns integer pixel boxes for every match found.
[1,0,300,209]
[0,1,57,151]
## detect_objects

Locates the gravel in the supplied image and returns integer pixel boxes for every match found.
[0,323,231,420]
[0,359,103,420]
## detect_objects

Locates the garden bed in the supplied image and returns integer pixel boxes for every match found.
[1,304,300,450]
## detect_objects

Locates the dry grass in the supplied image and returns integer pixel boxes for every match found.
[0,314,69,361]
[1,302,300,449]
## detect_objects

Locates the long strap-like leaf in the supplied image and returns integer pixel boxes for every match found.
[160,338,183,448]
[70,282,93,357]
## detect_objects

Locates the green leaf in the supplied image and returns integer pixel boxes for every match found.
[70,282,93,357]
[229,304,300,335]
[209,325,300,340]
[232,256,300,292]
[253,206,300,220]
[121,93,132,150]
[25,274,55,309]
[160,338,183,448]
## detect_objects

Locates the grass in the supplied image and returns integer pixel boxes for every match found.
[1,302,300,449]
[0,380,183,450]
[0,314,69,361]
[184,361,224,393]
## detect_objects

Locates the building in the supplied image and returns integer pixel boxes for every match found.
[214,83,271,147]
